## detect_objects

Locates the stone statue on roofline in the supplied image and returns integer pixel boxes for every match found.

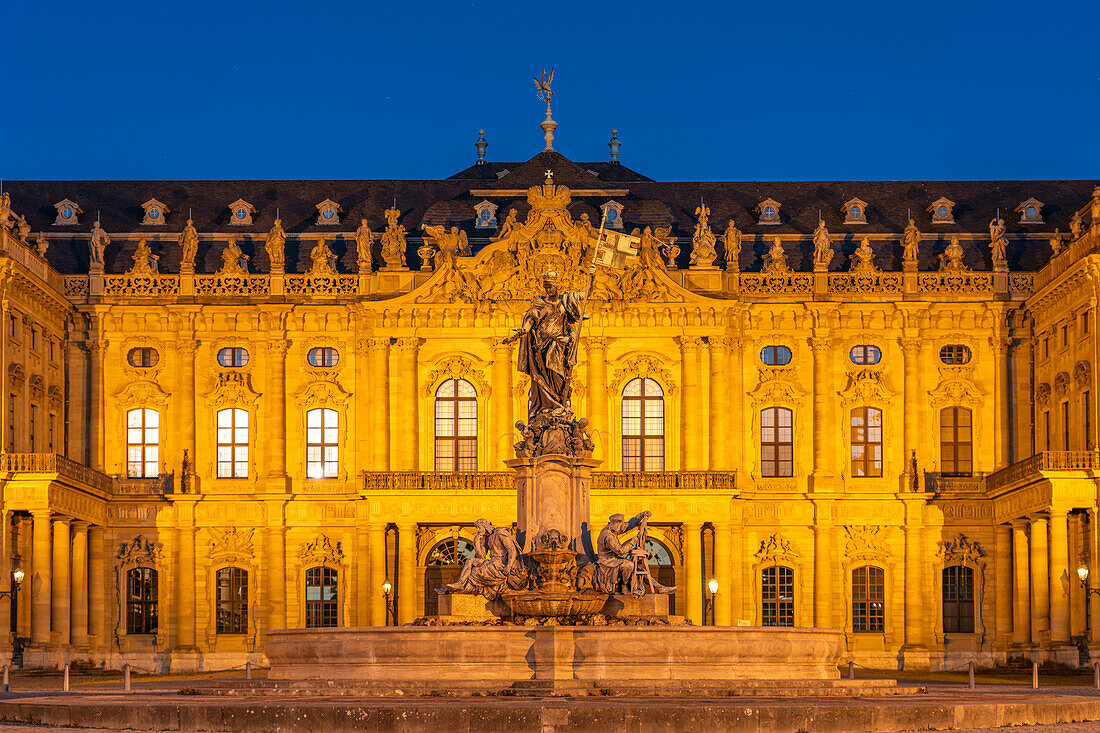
[723,219,742,272]
[308,237,337,275]
[380,207,407,269]
[763,236,789,274]
[265,219,286,269]
[938,236,967,272]
[179,218,199,272]
[689,203,717,268]
[15,215,30,241]
[218,238,249,275]
[1049,229,1064,256]
[491,208,519,242]
[811,219,833,272]
[0,193,11,229]
[354,219,374,272]
[849,237,877,275]
[35,236,48,257]
[128,239,160,275]
[89,221,110,269]
[1071,211,1084,240]
[901,218,921,267]
[989,216,1008,271]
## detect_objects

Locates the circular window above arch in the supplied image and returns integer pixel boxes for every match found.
[217,347,250,367]
[127,347,159,368]
[760,345,793,366]
[307,347,340,368]
[939,344,972,365]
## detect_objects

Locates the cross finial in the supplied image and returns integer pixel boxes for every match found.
[545,169,554,183]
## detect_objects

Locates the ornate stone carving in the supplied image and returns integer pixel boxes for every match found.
[838,368,895,406]
[754,533,799,564]
[763,236,789,274]
[750,366,807,406]
[380,207,408,269]
[7,363,25,392]
[295,378,350,409]
[929,365,985,408]
[848,237,877,275]
[124,239,160,275]
[299,534,343,566]
[989,217,1008,271]
[206,371,260,408]
[1036,382,1052,409]
[938,236,968,272]
[307,237,338,275]
[1075,361,1092,389]
[513,413,593,458]
[216,238,250,275]
[902,218,921,266]
[609,353,678,395]
[115,378,170,410]
[179,218,199,273]
[938,534,984,565]
[843,526,888,562]
[28,374,44,402]
[422,354,490,397]
[117,536,165,567]
[689,204,717,268]
[209,527,255,563]
[1054,371,1070,398]
[88,221,110,269]
[355,219,374,273]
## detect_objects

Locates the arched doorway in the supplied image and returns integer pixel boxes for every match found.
[423,537,475,616]
[645,537,677,614]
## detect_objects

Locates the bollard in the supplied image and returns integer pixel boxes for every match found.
[968,661,975,690]
[1032,660,1039,689]
[848,661,855,680]
[245,661,252,680]
[63,663,69,693]
[1094,662,1099,690]
[123,663,131,693]
[3,664,8,693]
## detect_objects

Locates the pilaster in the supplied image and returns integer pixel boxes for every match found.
[708,337,731,471]
[584,337,608,462]
[397,521,417,623]
[678,336,704,470]
[29,510,51,647]
[1011,520,1031,647]
[1029,515,1050,644]
[69,521,89,650]
[393,338,420,471]
[684,521,703,625]
[51,517,71,648]
[368,338,391,471]
[809,334,839,491]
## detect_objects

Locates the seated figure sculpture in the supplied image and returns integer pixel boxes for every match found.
[437,518,527,600]
[594,511,676,597]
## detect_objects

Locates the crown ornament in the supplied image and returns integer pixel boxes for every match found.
[527,181,571,212]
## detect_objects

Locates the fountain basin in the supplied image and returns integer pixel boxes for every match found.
[503,590,608,618]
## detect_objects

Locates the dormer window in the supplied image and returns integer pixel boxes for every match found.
[600,200,624,230]
[1016,198,1044,224]
[228,199,257,226]
[842,198,868,224]
[756,198,782,225]
[53,199,82,226]
[315,199,342,226]
[928,197,956,224]
[473,200,498,229]
[141,198,169,226]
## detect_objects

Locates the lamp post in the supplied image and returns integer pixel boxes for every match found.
[0,565,25,601]
[704,579,719,626]
[1079,565,1100,633]
[382,580,395,626]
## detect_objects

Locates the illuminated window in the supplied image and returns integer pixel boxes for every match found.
[215,567,248,634]
[761,565,794,626]
[760,406,793,477]
[306,408,339,479]
[942,565,974,633]
[305,567,339,628]
[127,347,159,368]
[852,566,885,632]
[434,379,477,471]
[760,345,793,366]
[939,407,973,476]
[849,345,882,365]
[217,347,249,367]
[939,344,972,365]
[622,377,664,471]
[216,408,249,478]
[307,347,339,367]
[126,567,158,634]
[126,408,160,478]
[850,407,883,478]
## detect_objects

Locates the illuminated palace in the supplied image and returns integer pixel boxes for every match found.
[0,124,1098,672]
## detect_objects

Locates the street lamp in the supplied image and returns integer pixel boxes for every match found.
[0,563,24,601]
[1078,565,1100,632]
[704,579,719,625]
[382,580,395,626]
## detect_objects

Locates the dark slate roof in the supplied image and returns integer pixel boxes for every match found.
[5,150,1097,275]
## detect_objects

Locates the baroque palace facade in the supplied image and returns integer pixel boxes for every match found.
[0,140,1098,671]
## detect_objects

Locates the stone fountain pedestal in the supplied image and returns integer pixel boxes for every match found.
[506,453,599,558]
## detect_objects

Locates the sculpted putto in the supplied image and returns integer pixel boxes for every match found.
[438,519,526,600]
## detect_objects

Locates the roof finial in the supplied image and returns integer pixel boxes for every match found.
[534,67,557,152]
[475,129,487,165]
[608,129,621,163]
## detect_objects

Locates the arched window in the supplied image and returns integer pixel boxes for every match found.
[761,565,794,626]
[215,566,248,634]
[942,565,975,633]
[126,567,158,634]
[644,537,677,614]
[306,408,339,479]
[216,408,249,478]
[940,407,973,477]
[760,407,793,477]
[126,408,160,478]
[622,378,664,471]
[305,566,338,628]
[850,407,883,478]
[424,537,476,616]
[434,379,478,471]
[852,566,885,632]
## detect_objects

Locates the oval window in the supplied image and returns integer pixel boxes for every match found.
[127,347,159,368]
[850,206,861,219]
[937,205,948,218]
[307,347,340,368]
[217,347,249,367]
[760,345,793,366]
[939,344,972,365]
[849,345,882,365]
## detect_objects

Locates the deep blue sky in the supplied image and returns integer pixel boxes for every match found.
[5,0,1098,181]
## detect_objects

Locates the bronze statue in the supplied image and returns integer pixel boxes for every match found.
[438,518,526,600]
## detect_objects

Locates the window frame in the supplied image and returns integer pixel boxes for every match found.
[215,566,249,634]
[305,407,340,479]
[851,565,885,633]
[127,347,160,368]
[216,408,250,479]
[761,565,794,627]
[760,406,794,477]
[939,406,973,477]
[126,566,158,635]
[434,378,479,472]
[849,345,882,365]
[126,408,160,478]
[305,566,339,628]
[307,347,340,368]
[941,564,975,634]
[217,347,250,368]
[939,344,972,365]
[850,406,883,478]
[621,377,665,472]
[760,345,793,366]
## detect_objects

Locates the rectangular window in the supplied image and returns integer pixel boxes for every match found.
[28,405,36,453]
[760,407,793,477]
[1043,410,1050,451]
[216,409,249,478]
[126,409,160,478]
[48,412,55,453]
[852,566,885,632]
[126,567,158,634]
[940,407,973,476]
[1063,401,1071,451]
[1062,325,1069,347]
[850,407,883,478]
[1043,338,1049,358]
[761,566,794,627]
[306,408,340,479]
[1086,392,1093,451]
[305,567,339,628]
[942,565,975,633]
[7,394,15,452]
[215,567,248,634]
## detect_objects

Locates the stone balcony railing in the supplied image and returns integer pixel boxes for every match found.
[0,453,115,493]
[114,475,175,495]
[362,470,737,492]
[983,451,1100,493]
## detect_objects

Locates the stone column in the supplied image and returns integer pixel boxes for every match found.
[900,337,921,482]
[369,338,391,471]
[1091,509,1100,644]
[66,342,88,463]
[1049,510,1071,644]
[1011,521,1031,647]
[810,335,837,486]
[994,524,1013,651]
[814,506,833,628]
[87,526,106,651]
[903,502,925,650]
[69,522,89,650]
[52,517,71,647]
[89,339,106,470]
[684,522,703,625]
[369,524,388,625]
[0,513,10,655]
[708,337,731,471]
[393,339,420,471]
[355,523,369,626]
[30,511,51,646]
[265,341,288,481]
[397,522,417,623]
[354,338,372,477]
[584,338,608,461]
[490,339,515,468]
[991,336,1012,468]
[265,504,287,631]
[679,337,704,470]
[174,504,197,651]
[727,338,745,472]
[713,522,733,626]
[176,339,197,492]
[1030,515,1050,644]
